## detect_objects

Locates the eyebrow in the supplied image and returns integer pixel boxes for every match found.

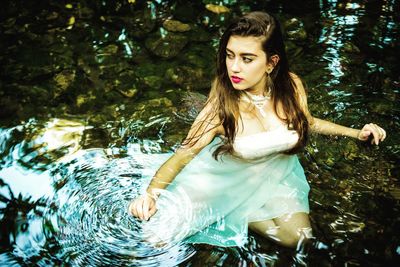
[226,48,258,57]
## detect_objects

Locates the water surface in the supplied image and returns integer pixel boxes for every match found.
[0,0,399,266]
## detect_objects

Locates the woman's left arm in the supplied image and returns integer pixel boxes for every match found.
[311,118,386,145]
[291,73,387,145]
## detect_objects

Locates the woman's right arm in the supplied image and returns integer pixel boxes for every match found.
[129,100,223,220]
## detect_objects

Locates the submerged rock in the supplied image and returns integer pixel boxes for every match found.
[53,69,76,97]
[188,25,213,42]
[205,4,230,14]
[175,91,207,123]
[143,75,163,90]
[116,88,138,98]
[145,31,188,59]
[165,66,210,90]
[128,97,177,137]
[163,19,191,32]
[284,18,307,43]
[0,96,21,120]
[131,97,174,120]
[75,92,98,112]
[124,8,156,39]
[137,97,174,110]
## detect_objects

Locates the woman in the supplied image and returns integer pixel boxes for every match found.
[128,11,386,248]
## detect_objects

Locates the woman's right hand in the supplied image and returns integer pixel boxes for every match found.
[128,193,157,221]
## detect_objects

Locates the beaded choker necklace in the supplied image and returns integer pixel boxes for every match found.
[241,89,271,117]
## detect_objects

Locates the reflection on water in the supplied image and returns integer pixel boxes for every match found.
[1,0,399,266]
[51,151,195,266]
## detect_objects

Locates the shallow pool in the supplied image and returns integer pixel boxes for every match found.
[1,0,399,266]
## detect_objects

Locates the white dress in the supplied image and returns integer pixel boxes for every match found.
[140,125,310,247]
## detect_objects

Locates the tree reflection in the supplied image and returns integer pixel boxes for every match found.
[0,178,63,265]
[0,178,46,249]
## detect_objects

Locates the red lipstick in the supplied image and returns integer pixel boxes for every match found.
[231,76,243,83]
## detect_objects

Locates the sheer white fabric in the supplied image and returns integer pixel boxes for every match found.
[138,126,310,247]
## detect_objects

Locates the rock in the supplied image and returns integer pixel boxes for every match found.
[89,104,120,124]
[139,97,173,109]
[184,44,215,68]
[145,31,188,59]
[3,84,50,117]
[98,44,119,55]
[108,69,141,99]
[46,11,59,20]
[124,9,156,39]
[342,139,360,160]
[130,97,175,121]
[124,40,150,63]
[53,69,76,97]
[188,25,212,42]
[205,4,230,14]
[94,44,121,65]
[172,2,199,22]
[75,92,98,109]
[128,97,177,138]
[78,7,94,19]
[8,44,57,81]
[0,96,21,120]
[175,91,207,123]
[284,18,307,43]
[163,19,191,32]
[165,66,210,90]
[143,76,163,90]
[116,88,138,98]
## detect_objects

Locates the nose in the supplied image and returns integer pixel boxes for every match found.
[230,58,241,73]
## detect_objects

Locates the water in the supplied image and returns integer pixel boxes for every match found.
[1,0,399,266]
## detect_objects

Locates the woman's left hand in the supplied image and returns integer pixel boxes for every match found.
[357,123,387,145]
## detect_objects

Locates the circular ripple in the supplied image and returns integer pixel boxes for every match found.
[45,149,195,266]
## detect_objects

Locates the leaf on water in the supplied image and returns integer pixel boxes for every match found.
[65,4,73,9]
[205,4,230,14]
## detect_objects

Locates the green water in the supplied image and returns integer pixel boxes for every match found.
[0,0,399,266]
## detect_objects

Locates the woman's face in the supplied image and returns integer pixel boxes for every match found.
[225,35,271,95]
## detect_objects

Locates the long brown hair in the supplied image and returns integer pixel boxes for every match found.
[183,11,308,160]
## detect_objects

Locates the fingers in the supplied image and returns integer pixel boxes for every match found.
[360,130,371,140]
[369,123,386,145]
[149,203,158,217]
[128,194,157,221]
[143,196,150,221]
[128,198,142,219]
[370,123,380,145]
[362,123,386,145]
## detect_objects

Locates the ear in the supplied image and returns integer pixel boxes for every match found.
[269,54,280,67]
[266,54,280,74]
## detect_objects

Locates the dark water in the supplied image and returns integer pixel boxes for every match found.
[1,0,399,266]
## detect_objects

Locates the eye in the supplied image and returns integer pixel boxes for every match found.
[243,57,253,63]
[226,53,234,59]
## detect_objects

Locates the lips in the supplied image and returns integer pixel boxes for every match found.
[231,76,243,83]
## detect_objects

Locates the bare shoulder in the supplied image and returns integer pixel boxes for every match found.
[183,98,224,150]
[196,98,219,123]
